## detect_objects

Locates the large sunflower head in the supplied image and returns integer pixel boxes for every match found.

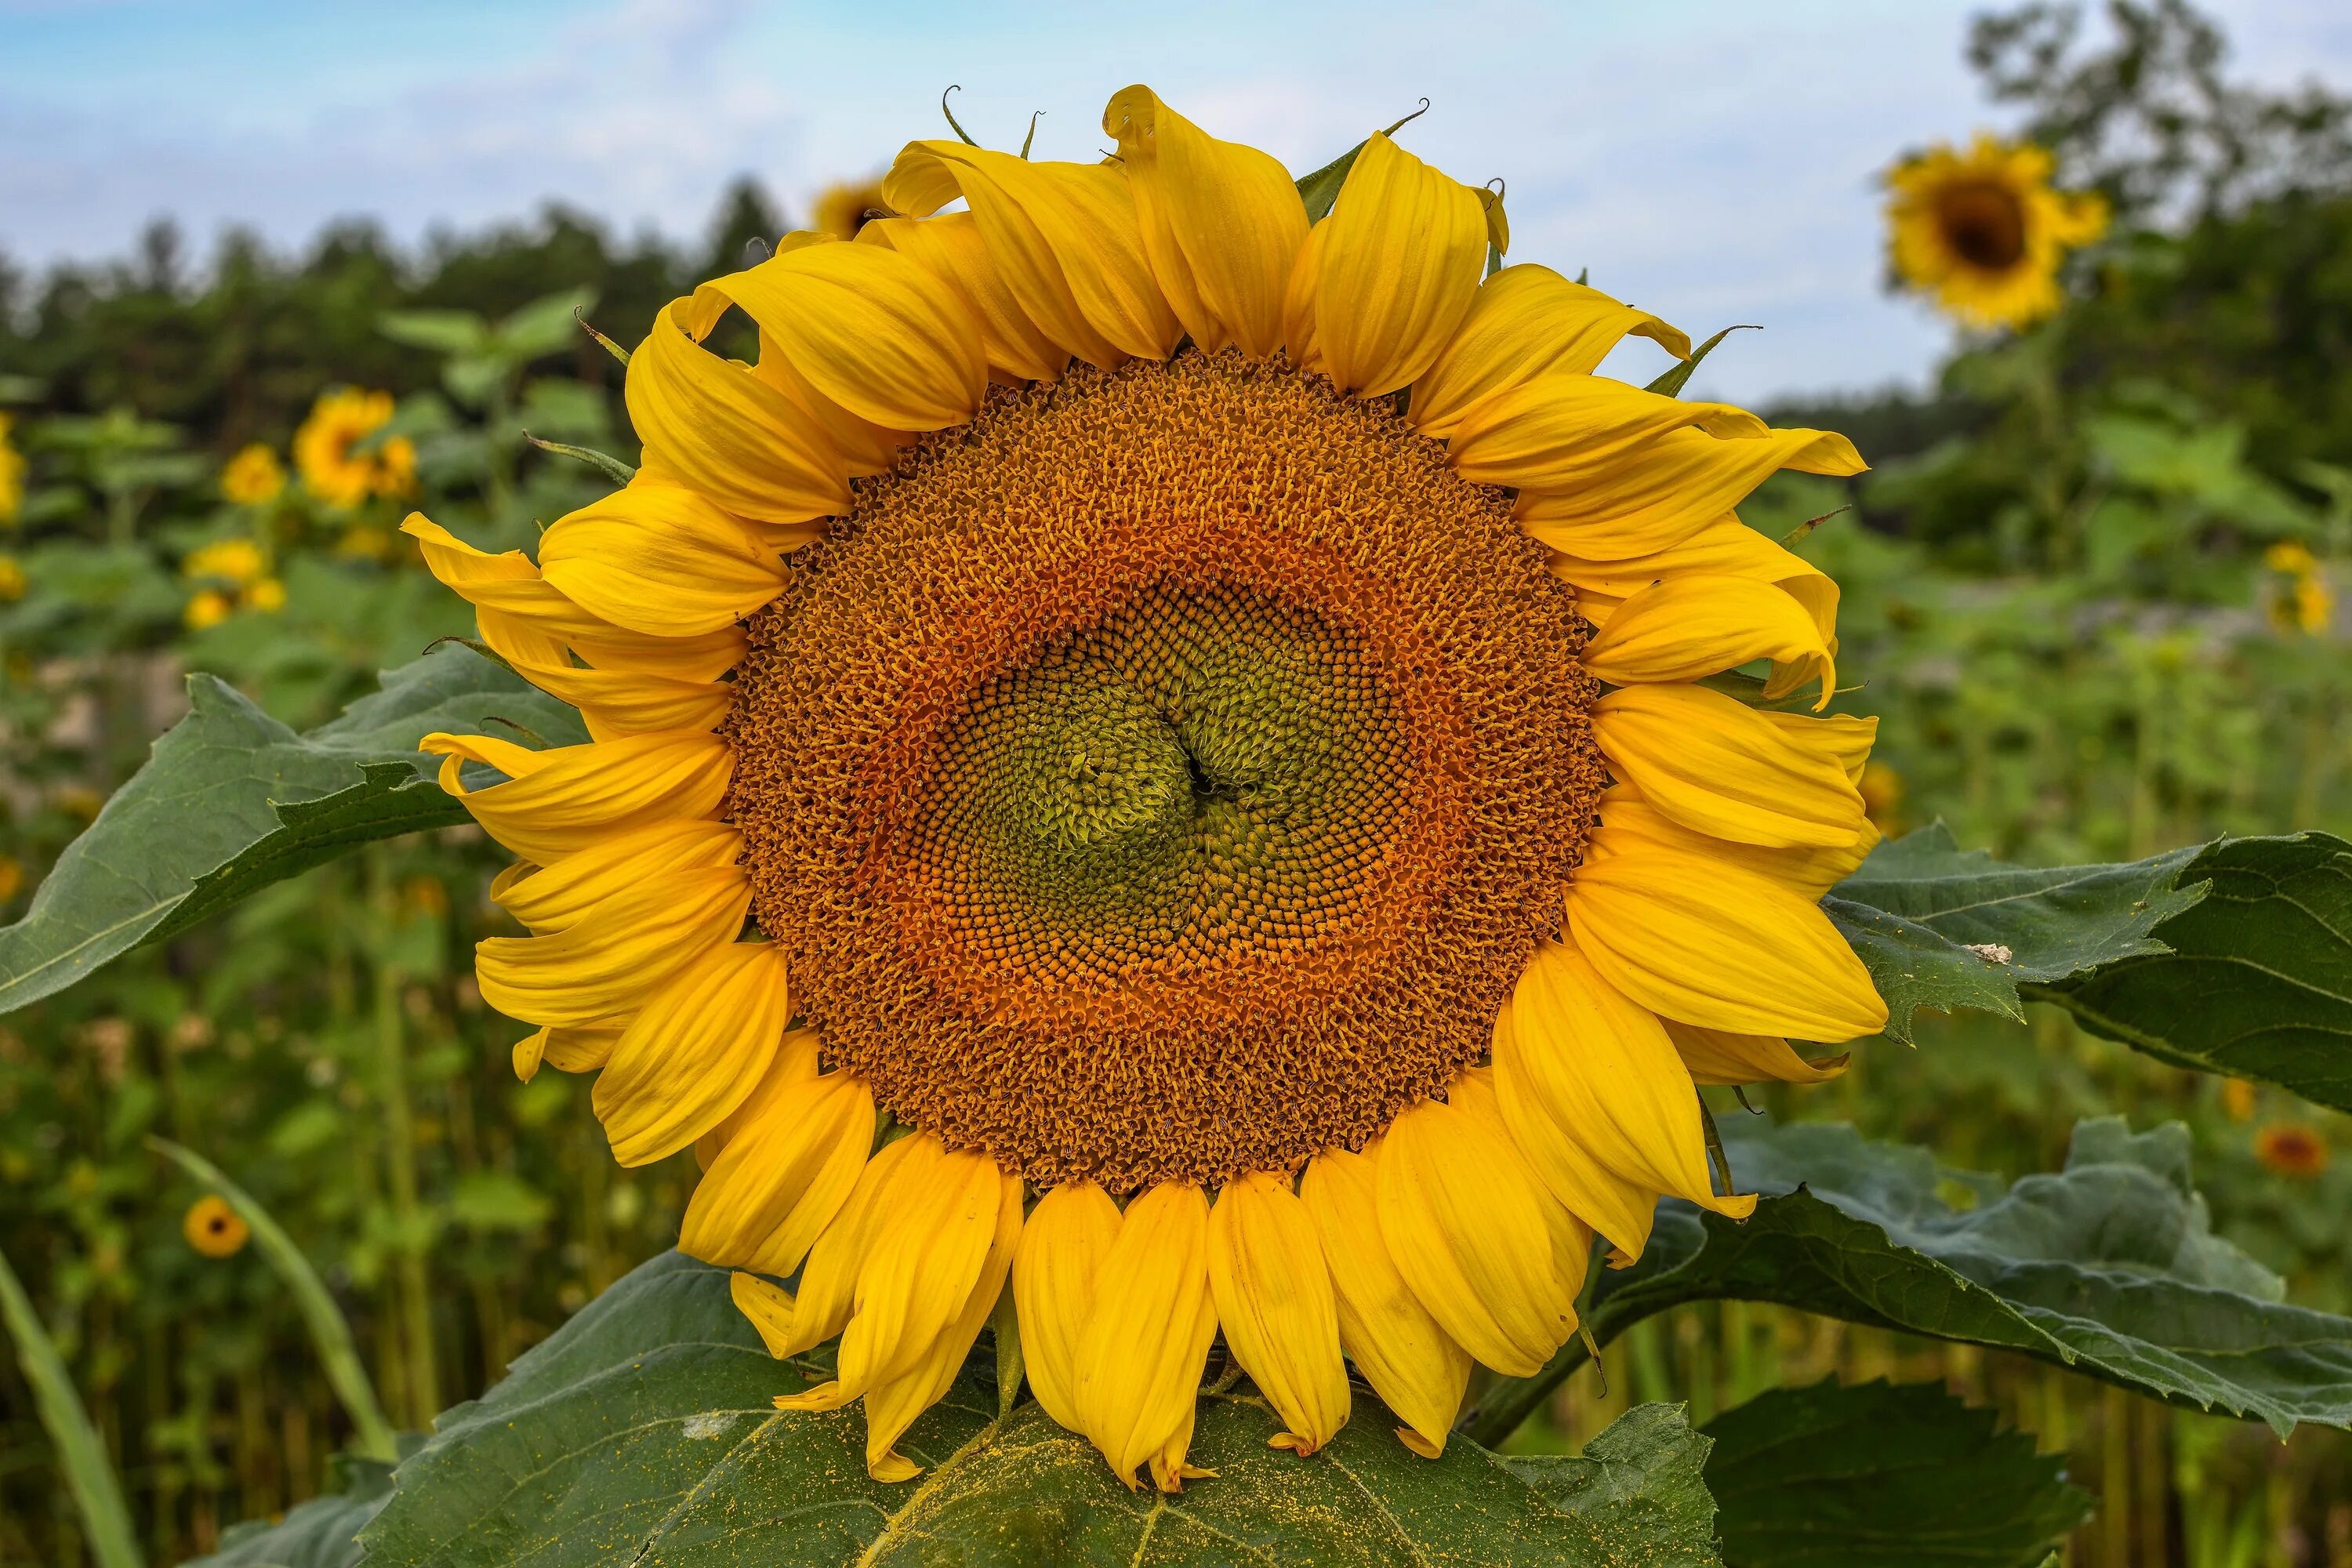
[1886,132,2108,330]
[411,86,1886,1491]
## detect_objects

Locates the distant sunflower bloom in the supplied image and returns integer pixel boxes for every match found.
[410,87,1883,1490]
[2256,1122,2329,1180]
[183,590,234,632]
[183,537,268,586]
[0,412,23,524]
[0,554,24,603]
[813,176,892,240]
[295,389,416,507]
[1886,133,2107,330]
[245,577,287,614]
[183,1195,250,1258]
[2263,541,2333,635]
[221,443,287,506]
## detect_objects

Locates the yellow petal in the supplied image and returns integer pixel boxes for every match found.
[1760,710,1877,786]
[679,1069,873,1274]
[1593,791,1882,900]
[625,297,848,524]
[592,941,789,1165]
[1566,829,1888,1042]
[1072,1182,1218,1490]
[1292,132,1486,397]
[1012,1182,1122,1433]
[833,1145,1007,1399]
[1103,86,1308,359]
[474,865,747,1029]
[492,818,742,934]
[1413,265,1690,439]
[1593,684,1864,849]
[782,1132,938,1358]
[746,332,909,479]
[1517,426,1864,559]
[1490,1000,1662,1261]
[1207,1172,1350,1456]
[1511,941,1755,1221]
[1582,574,1838,707]
[537,484,786,637]
[858,212,1069,383]
[1449,374,1766,491]
[1280,221,1328,374]
[884,143,1178,367]
[731,1269,800,1358]
[697,242,988,430]
[1299,1146,1472,1457]
[479,637,734,742]
[419,730,732,866]
[1374,1078,1580,1377]
[1665,1020,1849,1087]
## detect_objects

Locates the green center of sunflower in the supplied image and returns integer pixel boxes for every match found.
[727,350,1605,1189]
[1936,179,2029,270]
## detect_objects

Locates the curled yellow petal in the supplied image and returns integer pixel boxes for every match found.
[1207,1171,1349,1456]
[1567,827,1888,1042]
[537,484,786,637]
[858,212,1069,383]
[474,865,747,1029]
[1593,684,1864,849]
[833,1145,1006,1401]
[781,1133,937,1359]
[1665,1020,1850,1087]
[1013,1182,1122,1433]
[1518,426,1864,560]
[492,818,742,934]
[1582,573,1837,706]
[419,729,732,865]
[1103,85,1308,359]
[679,1069,873,1276]
[1072,1182,1218,1490]
[480,641,732,742]
[625,297,848,524]
[512,1023,618,1083]
[1413,265,1690,438]
[1300,1146,1472,1457]
[1288,132,1486,397]
[1595,791,1882,900]
[1449,375,1766,492]
[592,941,789,1165]
[1491,1000,1661,1262]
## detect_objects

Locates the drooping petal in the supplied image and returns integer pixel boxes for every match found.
[884,143,1179,367]
[1517,426,1865,560]
[1449,375,1766,491]
[477,640,733,742]
[858,213,1069,383]
[1490,1000,1662,1261]
[420,730,733,865]
[537,484,787,637]
[492,818,742,934]
[591,941,790,1165]
[1665,1020,1850,1087]
[511,1024,619,1081]
[775,1133,937,1359]
[1013,1182,1122,1433]
[679,1069,873,1275]
[1566,829,1888,1041]
[1072,1182,1219,1491]
[1103,85,1309,359]
[1374,1078,1580,1377]
[1510,941,1755,1221]
[1592,684,1865,849]
[1207,1172,1349,1455]
[625,297,849,524]
[1581,573,1838,707]
[474,866,749,1029]
[1299,1145,1472,1457]
[1289,132,1486,397]
[1592,791,1882,900]
[1412,265,1690,438]
[825,1146,1005,1402]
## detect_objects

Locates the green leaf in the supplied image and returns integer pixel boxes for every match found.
[0,645,586,1014]
[187,1456,394,1568]
[0,1243,144,1568]
[1293,102,1430,222]
[378,309,488,357]
[494,287,600,361]
[1642,325,1757,398]
[1470,1116,2352,1444]
[1504,1403,1719,1566]
[2033,833,2352,1115]
[1825,822,2208,1044]
[1700,1379,2090,1568]
[361,1251,1719,1567]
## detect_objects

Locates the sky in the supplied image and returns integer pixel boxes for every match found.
[4,0,2350,404]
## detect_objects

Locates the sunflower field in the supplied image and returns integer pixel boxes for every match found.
[5,5,2352,1566]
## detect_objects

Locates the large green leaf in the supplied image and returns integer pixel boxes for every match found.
[0,645,584,1014]
[1504,1403,1718,1567]
[361,1250,1720,1567]
[2032,833,2352,1114]
[1824,822,2208,1044]
[1468,1116,2352,1445]
[1700,1379,2089,1568]
[186,1456,394,1568]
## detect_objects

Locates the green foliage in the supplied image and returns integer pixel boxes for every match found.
[1700,1378,2091,1568]
[186,1454,394,1568]
[0,1243,144,1568]
[1501,1405,1719,1567]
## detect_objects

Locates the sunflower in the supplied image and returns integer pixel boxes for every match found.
[409,86,1885,1490]
[2256,1122,2329,1180]
[1886,133,2107,330]
[221,442,287,506]
[813,176,891,240]
[183,1195,250,1258]
[0,412,23,525]
[295,389,416,508]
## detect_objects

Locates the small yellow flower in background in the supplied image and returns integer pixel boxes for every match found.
[183,1195,250,1258]
[813,176,892,240]
[183,589,234,631]
[183,537,268,586]
[336,525,394,561]
[0,412,23,526]
[0,554,24,603]
[2255,1121,2330,1180]
[2222,1076,2257,1122]
[1859,762,1904,833]
[402,874,451,920]
[52,785,103,823]
[295,388,416,507]
[245,577,287,613]
[2263,540,2333,635]
[1886,133,2108,330]
[220,443,286,506]
[0,855,22,903]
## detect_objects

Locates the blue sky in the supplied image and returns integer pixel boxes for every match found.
[5,0,2349,402]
